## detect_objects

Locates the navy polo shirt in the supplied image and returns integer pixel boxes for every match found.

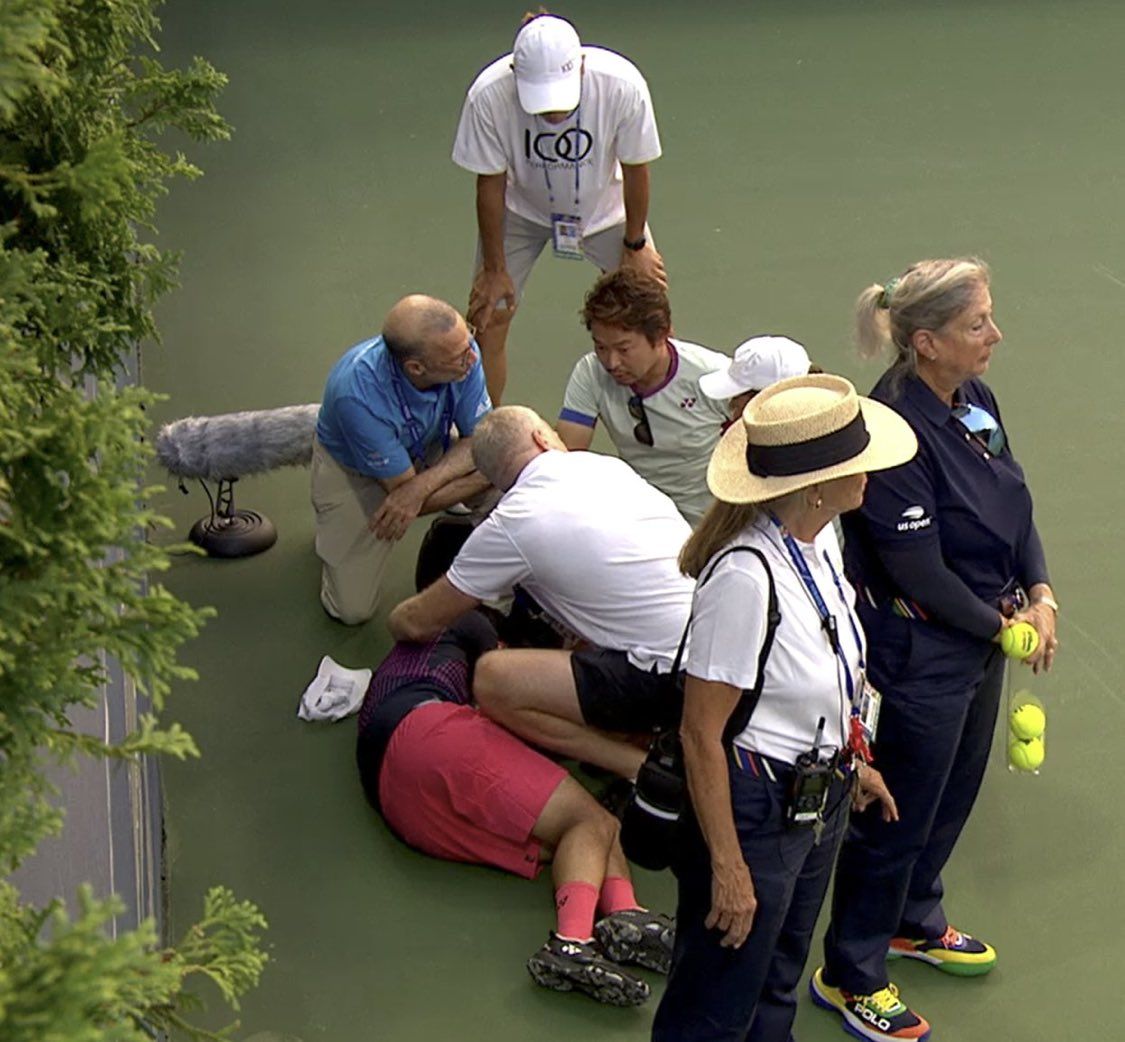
[843,372,1047,616]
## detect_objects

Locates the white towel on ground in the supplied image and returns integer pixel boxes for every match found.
[297,655,372,722]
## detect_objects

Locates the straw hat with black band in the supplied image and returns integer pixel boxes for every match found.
[707,373,917,503]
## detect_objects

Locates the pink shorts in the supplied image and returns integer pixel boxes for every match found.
[378,701,568,880]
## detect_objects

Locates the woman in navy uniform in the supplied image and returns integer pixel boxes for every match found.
[811,258,1060,1042]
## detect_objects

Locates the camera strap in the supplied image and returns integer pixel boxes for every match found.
[622,546,780,871]
[668,545,781,759]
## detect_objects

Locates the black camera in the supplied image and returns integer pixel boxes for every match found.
[620,733,685,871]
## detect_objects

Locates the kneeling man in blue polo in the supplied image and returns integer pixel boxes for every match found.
[312,295,492,624]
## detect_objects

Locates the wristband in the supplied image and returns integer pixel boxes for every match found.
[1033,594,1060,613]
[623,235,647,251]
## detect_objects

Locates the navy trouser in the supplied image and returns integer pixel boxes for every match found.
[822,616,1005,995]
[652,755,850,1042]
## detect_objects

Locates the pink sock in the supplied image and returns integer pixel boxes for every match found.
[555,881,599,942]
[598,876,641,916]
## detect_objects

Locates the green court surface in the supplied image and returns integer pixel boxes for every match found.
[150,2,1124,1038]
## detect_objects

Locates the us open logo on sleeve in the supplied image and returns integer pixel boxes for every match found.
[896,505,932,532]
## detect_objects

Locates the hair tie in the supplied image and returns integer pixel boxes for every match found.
[879,277,900,310]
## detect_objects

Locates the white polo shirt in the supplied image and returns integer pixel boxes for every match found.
[447,450,693,672]
[559,339,731,526]
[452,47,661,236]
[685,519,866,765]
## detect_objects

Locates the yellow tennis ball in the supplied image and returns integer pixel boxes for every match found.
[1010,703,1046,740]
[1000,622,1039,660]
[1009,737,1045,771]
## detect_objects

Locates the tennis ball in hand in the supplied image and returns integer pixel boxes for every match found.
[1000,622,1040,660]
[1009,737,1045,772]
[1010,703,1046,740]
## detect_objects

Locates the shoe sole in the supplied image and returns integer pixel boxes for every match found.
[594,917,673,974]
[808,971,932,1042]
[527,955,650,1007]
[887,945,996,977]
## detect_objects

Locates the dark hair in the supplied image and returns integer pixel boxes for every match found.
[580,269,671,344]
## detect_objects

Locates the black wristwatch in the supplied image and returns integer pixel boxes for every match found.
[623,235,647,251]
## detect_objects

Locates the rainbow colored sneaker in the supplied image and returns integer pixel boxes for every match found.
[888,924,996,976]
[809,967,931,1041]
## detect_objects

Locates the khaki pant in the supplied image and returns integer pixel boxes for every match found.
[311,436,497,624]
[311,436,451,625]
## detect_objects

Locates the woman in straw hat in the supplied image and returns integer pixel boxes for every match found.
[651,374,917,1042]
[810,259,1059,1042]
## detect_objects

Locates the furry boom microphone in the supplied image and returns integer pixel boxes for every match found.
[155,404,319,558]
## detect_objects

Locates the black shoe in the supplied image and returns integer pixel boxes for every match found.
[594,909,675,974]
[526,934,650,1006]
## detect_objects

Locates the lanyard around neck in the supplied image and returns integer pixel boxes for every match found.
[767,514,865,702]
[390,367,453,466]
[539,104,582,209]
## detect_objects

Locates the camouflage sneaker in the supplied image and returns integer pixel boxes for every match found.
[526,933,650,1006]
[594,908,675,974]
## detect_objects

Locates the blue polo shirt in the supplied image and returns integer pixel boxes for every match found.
[316,335,491,479]
[843,372,1048,615]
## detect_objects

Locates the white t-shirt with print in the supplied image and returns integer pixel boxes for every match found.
[452,46,661,236]
[560,339,730,526]
[685,520,866,765]
[447,450,692,672]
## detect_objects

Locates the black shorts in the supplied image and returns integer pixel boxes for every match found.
[570,647,682,733]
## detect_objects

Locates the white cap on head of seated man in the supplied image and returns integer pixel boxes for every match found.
[512,15,583,115]
[698,335,811,401]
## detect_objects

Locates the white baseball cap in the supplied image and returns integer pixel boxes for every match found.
[699,335,811,400]
[512,16,582,115]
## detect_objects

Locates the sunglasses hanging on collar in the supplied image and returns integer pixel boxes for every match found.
[628,394,654,447]
[952,402,1006,456]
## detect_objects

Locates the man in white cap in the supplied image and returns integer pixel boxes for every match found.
[698,334,813,429]
[453,12,665,403]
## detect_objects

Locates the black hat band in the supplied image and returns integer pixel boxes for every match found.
[745,410,870,477]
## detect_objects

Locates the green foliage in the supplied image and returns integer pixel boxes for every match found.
[0,884,268,1041]
[0,0,268,1037]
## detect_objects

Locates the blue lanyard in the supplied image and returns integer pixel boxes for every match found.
[390,368,453,468]
[825,560,866,677]
[768,514,865,704]
[540,104,582,209]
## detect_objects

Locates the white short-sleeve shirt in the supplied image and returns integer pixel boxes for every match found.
[560,338,731,525]
[685,519,866,764]
[452,47,661,236]
[447,451,693,672]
